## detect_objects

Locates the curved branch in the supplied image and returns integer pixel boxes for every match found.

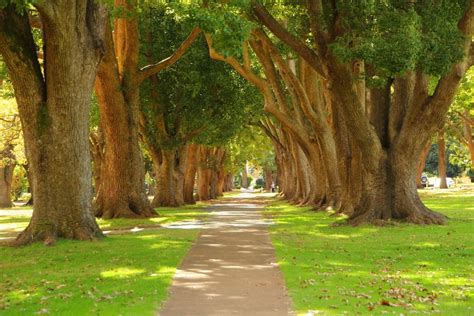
[205,33,268,92]
[139,27,201,83]
[251,1,326,78]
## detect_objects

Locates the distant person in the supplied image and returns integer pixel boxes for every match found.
[271,182,275,193]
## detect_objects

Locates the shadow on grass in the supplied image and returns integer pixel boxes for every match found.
[0,229,199,315]
[265,193,474,315]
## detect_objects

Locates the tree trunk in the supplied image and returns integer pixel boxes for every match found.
[463,119,474,169]
[438,131,448,189]
[152,146,187,207]
[23,163,33,206]
[197,146,211,201]
[93,11,152,219]
[416,141,431,188]
[329,63,447,225]
[241,163,248,188]
[0,164,15,208]
[0,2,106,245]
[223,173,234,192]
[216,166,226,197]
[209,147,226,199]
[183,144,199,204]
[264,167,273,192]
[90,129,104,196]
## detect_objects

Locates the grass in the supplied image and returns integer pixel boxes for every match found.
[0,203,208,239]
[264,190,474,315]
[0,204,209,315]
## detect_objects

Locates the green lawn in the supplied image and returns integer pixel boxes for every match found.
[265,190,474,315]
[0,203,207,240]
[0,205,209,315]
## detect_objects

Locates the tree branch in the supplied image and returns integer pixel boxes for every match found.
[251,1,326,78]
[181,126,207,143]
[205,33,268,92]
[138,27,201,83]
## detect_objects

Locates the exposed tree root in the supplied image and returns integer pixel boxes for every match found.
[347,204,447,226]
[11,224,103,247]
[96,199,155,219]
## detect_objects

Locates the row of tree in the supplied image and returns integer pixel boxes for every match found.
[1,0,473,245]
[204,1,474,225]
[0,1,262,245]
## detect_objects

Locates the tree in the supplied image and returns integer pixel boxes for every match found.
[438,130,448,189]
[0,74,22,207]
[92,1,200,218]
[447,67,474,169]
[140,4,260,206]
[0,1,106,245]
[249,1,474,224]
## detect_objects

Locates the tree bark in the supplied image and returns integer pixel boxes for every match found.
[93,5,152,219]
[90,129,104,196]
[197,146,212,201]
[241,163,248,188]
[416,141,431,188]
[183,144,199,204]
[151,146,188,207]
[463,118,474,169]
[0,2,106,245]
[209,147,226,198]
[264,167,273,192]
[438,131,448,189]
[0,164,15,208]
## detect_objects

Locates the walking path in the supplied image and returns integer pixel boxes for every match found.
[159,193,294,316]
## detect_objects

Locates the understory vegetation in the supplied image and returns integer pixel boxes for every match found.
[265,190,474,315]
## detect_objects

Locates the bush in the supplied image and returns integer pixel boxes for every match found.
[467,169,474,182]
[255,178,265,189]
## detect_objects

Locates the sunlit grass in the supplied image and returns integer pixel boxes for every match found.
[0,203,209,240]
[265,190,474,315]
[0,205,209,315]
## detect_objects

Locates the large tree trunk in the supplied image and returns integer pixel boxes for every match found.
[0,2,106,245]
[438,131,448,189]
[93,9,152,219]
[331,65,448,226]
[152,146,187,207]
[183,144,199,204]
[0,164,15,208]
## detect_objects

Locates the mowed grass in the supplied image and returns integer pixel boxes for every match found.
[0,205,209,315]
[0,203,207,240]
[265,190,474,315]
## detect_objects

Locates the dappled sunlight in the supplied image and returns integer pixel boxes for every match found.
[0,218,200,315]
[100,267,145,279]
[159,194,293,315]
[414,242,442,248]
[265,190,474,315]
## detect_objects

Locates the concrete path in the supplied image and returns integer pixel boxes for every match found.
[158,194,294,316]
